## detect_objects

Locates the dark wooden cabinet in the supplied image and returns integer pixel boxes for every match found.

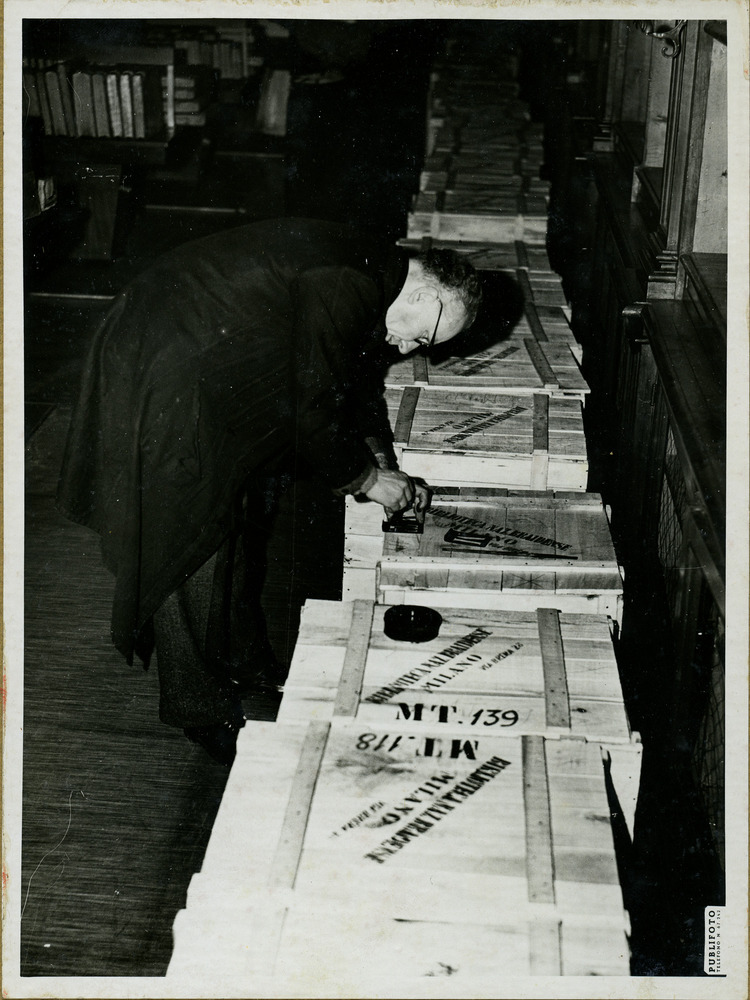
[575,19,728,868]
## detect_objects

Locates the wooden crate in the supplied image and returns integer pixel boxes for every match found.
[386,387,589,490]
[383,330,587,398]
[277,600,639,826]
[342,488,623,621]
[413,190,549,218]
[420,153,524,183]
[279,600,640,836]
[432,94,527,117]
[396,235,555,274]
[433,152,533,175]
[171,898,632,989]
[407,208,547,245]
[432,127,523,156]
[432,103,530,127]
[443,191,548,216]
[419,176,551,208]
[169,720,632,983]
[420,170,524,192]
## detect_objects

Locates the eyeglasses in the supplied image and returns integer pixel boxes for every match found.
[415,298,443,349]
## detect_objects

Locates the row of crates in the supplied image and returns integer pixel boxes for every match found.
[411,69,549,247]
[397,77,587,496]
[168,51,638,991]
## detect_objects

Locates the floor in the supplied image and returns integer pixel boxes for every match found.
[17,32,723,982]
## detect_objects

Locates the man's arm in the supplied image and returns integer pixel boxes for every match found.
[291,265,412,513]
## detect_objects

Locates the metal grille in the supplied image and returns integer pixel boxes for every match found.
[692,612,725,870]
[657,428,689,617]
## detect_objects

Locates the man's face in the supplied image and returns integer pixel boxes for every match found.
[385,295,468,355]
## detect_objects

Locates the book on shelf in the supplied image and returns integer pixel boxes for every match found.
[56,63,77,135]
[256,68,290,137]
[163,63,175,134]
[91,72,111,137]
[174,111,207,126]
[131,73,146,139]
[45,68,71,135]
[163,65,214,99]
[23,71,42,119]
[70,70,96,137]
[132,67,165,139]
[119,71,135,138]
[105,71,123,137]
[35,71,54,135]
[175,36,216,68]
[172,99,206,114]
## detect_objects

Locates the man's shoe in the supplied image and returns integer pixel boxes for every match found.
[184,711,245,766]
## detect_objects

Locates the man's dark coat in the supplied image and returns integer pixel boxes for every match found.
[57,218,407,662]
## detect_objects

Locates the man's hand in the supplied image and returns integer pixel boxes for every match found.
[412,481,432,526]
[362,468,415,513]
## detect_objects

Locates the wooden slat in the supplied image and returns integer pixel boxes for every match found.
[412,351,429,384]
[520,277,549,342]
[533,394,549,453]
[522,734,556,904]
[529,920,563,975]
[531,394,550,489]
[383,554,614,572]
[393,386,420,444]
[332,599,374,717]
[268,722,330,890]
[537,608,571,731]
[525,337,560,389]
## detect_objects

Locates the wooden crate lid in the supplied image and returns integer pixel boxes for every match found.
[280,600,633,744]
[406,211,548,245]
[345,487,610,535]
[421,172,525,193]
[271,901,630,981]
[345,487,620,576]
[432,130,523,155]
[396,235,554,271]
[412,194,549,224]
[172,893,630,982]
[414,190,524,216]
[383,335,588,397]
[443,191,549,216]
[386,387,587,463]
[196,719,628,931]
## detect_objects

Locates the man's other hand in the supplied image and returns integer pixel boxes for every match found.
[362,468,415,513]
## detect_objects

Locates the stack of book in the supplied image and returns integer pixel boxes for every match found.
[163,66,215,127]
[175,34,246,80]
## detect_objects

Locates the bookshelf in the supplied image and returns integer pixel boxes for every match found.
[22,20,291,266]
[24,47,177,142]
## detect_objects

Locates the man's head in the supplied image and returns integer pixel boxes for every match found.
[385,250,482,355]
